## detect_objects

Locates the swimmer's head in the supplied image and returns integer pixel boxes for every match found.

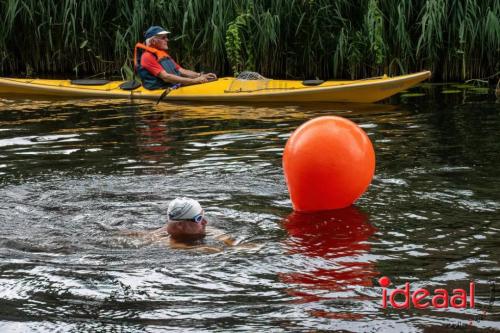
[166,197,207,240]
[167,197,205,222]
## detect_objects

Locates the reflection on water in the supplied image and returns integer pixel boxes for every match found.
[280,208,377,320]
[0,88,499,332]
[136,111,173,164]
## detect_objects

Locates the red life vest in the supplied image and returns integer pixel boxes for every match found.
[134,43,181,90]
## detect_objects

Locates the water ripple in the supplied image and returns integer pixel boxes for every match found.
[0,96,499,331]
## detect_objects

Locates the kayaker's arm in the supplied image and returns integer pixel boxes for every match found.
[157,70,208,85]
[178,68,201,78]
[179,68,218,81]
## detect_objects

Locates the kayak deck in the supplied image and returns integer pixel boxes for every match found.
[0,71,431,103]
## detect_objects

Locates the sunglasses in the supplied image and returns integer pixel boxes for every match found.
[156,35,169,40]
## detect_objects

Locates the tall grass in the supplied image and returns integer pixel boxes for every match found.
[0,0,498,81]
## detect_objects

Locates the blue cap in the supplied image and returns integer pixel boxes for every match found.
[144,26,170,39]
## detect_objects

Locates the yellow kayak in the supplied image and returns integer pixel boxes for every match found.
[0,71,430,103]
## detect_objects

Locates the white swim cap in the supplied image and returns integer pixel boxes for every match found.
[167,197,204,222]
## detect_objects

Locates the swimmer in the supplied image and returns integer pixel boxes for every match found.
[162,197,209,241]
[123,197,239,251]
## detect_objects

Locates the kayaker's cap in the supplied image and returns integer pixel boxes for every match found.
[167,197,204,223]
[144,26,170,39]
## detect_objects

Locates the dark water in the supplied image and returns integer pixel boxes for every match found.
[0,86,499,332]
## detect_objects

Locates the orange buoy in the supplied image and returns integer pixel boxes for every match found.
[283,116,375,212]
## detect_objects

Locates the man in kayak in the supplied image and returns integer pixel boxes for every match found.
[135,26,217,90]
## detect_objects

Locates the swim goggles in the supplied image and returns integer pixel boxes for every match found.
[192,210,205,223]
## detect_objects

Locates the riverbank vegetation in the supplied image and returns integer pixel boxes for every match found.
[0,0,498,81]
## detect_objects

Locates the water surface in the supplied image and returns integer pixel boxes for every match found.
[0,87,499,332]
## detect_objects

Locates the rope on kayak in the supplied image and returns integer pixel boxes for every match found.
[225,71,328,93]
[2,77,36,84]
[225,71,271,93]
[357,75,386,81]
[71,79,110,85]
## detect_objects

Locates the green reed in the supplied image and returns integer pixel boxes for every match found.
[0,0,498,81]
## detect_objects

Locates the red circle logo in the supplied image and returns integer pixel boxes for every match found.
[378,276,391,287]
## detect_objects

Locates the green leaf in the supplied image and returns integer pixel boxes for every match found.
[469,87,490,94]
[400,93,426,97]
[452,84,476,89]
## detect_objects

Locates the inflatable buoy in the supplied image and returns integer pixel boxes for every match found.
[283,116,375,212]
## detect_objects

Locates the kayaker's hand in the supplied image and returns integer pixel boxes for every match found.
[206,73,217,80]
[193,76,209,84]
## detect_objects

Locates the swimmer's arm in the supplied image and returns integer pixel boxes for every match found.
[167,238,222,253]
[207,226,262,250]
[118,230,150,237]
[218,234,237,246]
[119,226,169,240]
[206,226,237,246]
